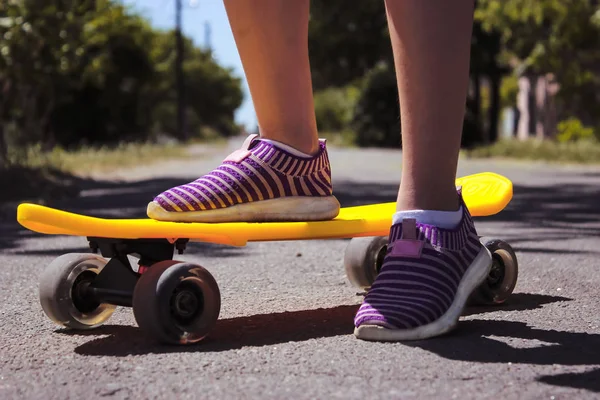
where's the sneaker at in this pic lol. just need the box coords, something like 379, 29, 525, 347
354, 193, 492, 341
147, 134, 340, 222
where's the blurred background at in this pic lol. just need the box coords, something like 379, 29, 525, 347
1, 0, 600, 201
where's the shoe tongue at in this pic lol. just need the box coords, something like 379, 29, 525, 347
241, 134, 260, 150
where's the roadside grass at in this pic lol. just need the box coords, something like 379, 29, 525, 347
0, 138, 225, 206
463, 138, 600, 165
320, 130, 360, 148
4, 134, 600, 207
324, 129, 600, 165
6, 141, 192, 175
0, 165, 79, 205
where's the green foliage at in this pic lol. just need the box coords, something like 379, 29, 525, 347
308, 1, 391, 90
314, 85, 360, 132
556, 118, 596, 143
6, 141, 188, 173
308, 1, 600, 150
341, 62, 486, 149
351, 63, 401, 148
475, 0, 600, 122
0, 0, 243, 152
308, 2, 510, 147
465, 138, 600, 164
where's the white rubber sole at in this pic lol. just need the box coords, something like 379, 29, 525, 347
354, 243, 493, 341
147, 196, 341, 223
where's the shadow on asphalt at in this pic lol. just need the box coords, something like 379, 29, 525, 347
487, 182, 600, 233
8, 241, 249, 259
60, 293, 566, 356
408, 318, 600, 393
64, 304, 358, 355
463, 293, 572, 316
60, 292, 598, 391
537, 368, 600, 393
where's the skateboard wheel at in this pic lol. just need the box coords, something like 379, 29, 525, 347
132, 260, 221, 345
39, 253, 116, 330
469, 237, 519, 306
344, 236, 388, 290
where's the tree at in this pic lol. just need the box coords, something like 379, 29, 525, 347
308, 1, 391, 90
147, 32, 243, 139
0, 0, 243, 151
0, 0, 100, 148
307, 1, 508, 146
475, 0, 600, 126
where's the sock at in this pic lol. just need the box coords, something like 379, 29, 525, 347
259, 138, 315, 158
392, 206, 463, 229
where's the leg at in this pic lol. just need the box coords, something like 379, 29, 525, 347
354, 0, 492, 341
147, 0, 339, 223
224, 0, 319, 155
389, 0, 474, 211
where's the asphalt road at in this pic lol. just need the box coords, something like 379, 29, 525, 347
2, 139, 600, 399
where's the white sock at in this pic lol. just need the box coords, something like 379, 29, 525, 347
259, 138, 315, 158
392, 206, 463, 229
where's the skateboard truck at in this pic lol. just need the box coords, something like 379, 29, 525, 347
80, 237, 191, 307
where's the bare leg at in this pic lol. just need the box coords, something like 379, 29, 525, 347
385, 0, 474, 211
223, 0, 319, 155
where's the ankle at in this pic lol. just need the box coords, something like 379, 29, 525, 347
396, 186, 460, 212
259, 130, 319, 156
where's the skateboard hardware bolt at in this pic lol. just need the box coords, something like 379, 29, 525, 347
175, 240, 187, 255
89, 241, 99, 254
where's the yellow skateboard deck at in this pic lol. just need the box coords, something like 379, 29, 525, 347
17, 172, 512, 247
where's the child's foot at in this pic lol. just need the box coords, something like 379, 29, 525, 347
147, 134, 340, 222
354, 193, 492, 341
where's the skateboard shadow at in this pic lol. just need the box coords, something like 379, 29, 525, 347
69, 304, 359, 356
67, 293, 568, 357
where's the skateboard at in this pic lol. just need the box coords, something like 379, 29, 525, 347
17, 172, 517, 345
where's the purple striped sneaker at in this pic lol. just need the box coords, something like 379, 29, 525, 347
147, 134, 340, 222
354, 197, 492, 341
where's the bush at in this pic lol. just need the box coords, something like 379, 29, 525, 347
314, 86, 360, 132
0, 2, 243, 149
556, 118, 596, 143
347, 62, 485, 149
351, 63, 401, 148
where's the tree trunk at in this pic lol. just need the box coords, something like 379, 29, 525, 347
488, 75, 500, 143
473, 74, 481, 128
40, 99, 55, 152
472, 74, 483, 143
0, 123, 7, 168
0, 80, 9, 168
516, 76, 532, 140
